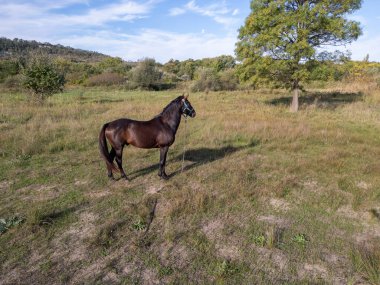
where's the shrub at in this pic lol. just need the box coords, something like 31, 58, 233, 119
191, 67, 221, 92
219, 69, 239, 91
22, 54, 65, 102
129, 58, 162, 89
85, 72, 125, 87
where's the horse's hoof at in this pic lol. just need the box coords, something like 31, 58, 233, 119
108, 176, 116, 181
121, 175, 129, 181
159, 174, 169, 180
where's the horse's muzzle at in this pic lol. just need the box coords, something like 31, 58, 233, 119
191, 111, 196, 118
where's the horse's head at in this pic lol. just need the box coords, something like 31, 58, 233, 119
181, 94, 196, 118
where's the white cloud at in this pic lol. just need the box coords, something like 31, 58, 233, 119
169, 7, 186, 16
170, 0, 240, 30
185, 0, 229, 17
0, 0, 239, 62
0, 0, 154, 29
57, 29, 237, 62
344, 35, 380, 61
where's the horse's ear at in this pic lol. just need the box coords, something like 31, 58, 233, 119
184, 93, 189, 99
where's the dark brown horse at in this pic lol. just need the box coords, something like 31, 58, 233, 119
99, 95, 196, 180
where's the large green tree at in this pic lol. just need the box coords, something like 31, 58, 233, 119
236, 0, 362, 111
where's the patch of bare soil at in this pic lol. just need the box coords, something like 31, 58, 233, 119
47, 211, 99, 282
56, 211, 98, 260
298, 263, 328, 281
0, 180, 12, 190
303, 180, 319, 192
319, 251, 352, 285
146, 183, 165, 195
74, 179, 89, 186
141, 268, 160, 285
336, 204, 380, 244
18, 184, 62, 202
255, 247, 288, 271
1, 211, 100, 285
157, 242, 192, 270
257, 215, 291, 228
336, 205, 373, 222
269, 198, 291, 212
0, 268, 23, 285
86, 189, 113, 199
202, 218, 242, 260
356, 181, 371, 190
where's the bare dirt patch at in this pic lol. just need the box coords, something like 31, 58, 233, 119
269, 198, 291, 212
255, 247, 288, 271
158, 242, 192, 269
298, 263, 328, 281
0, 180, 12, 190
51, 211, 98, 263
356, 181, 371, 190
142, 268, 160, 285
18, 184, 62, 202
146, 183, 165, 195
257, 215, 291, 228
74, 179, 89, 186
202, 218, 242, 260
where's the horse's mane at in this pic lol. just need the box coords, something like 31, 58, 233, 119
156, 96, 183, 118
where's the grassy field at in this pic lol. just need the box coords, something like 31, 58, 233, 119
0, 87, 379, 284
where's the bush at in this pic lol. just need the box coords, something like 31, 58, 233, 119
85, 72, 125, 87
129, 58, 162, 89
23, 54, 65, 102
219, 69, 239, 91
191, 67, 221, 92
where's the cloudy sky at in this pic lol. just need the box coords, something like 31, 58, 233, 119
1, 0, 380, 63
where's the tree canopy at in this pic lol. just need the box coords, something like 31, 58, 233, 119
236, 0, 362, 111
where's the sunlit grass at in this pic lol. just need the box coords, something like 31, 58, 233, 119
0, 87, 379, 284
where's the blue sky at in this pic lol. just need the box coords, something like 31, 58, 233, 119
1, 0, 379, 63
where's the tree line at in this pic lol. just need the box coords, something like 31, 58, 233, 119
1, 0, 380, 107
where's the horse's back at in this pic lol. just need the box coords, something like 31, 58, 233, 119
106, 117, 164, 148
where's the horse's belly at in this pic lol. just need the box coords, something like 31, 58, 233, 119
127, 136, 157, 148
124, 122, 174, 148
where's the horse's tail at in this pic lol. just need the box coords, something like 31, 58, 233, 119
99, 123, 119, 173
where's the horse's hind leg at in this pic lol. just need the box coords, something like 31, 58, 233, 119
115, 146, 129, 181
107, 147, 116, 179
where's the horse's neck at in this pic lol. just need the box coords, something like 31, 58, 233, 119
161, 106, 181, 133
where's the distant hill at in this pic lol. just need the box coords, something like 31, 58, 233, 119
0, 37, 110, 62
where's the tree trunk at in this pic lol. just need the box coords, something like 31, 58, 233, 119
290, 86, 300, 112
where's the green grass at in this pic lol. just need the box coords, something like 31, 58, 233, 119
0, 88, 379, 284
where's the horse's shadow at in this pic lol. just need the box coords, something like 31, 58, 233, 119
127, 141, 259, 180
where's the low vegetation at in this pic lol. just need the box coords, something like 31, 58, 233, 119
0, 84, 379, 284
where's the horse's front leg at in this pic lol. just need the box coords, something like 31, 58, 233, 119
158, 146, 169, 180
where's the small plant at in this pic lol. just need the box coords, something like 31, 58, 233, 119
215, 259, 240, 278
292, 234, 308, 246
132, 219, 146, 231
159, 266, 174, 277
0, 216, 25, 234
252, 234, 266, 247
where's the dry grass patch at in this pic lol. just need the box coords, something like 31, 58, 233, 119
1, 88, 379, 284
